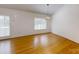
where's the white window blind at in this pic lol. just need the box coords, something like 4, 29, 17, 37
0, 16, 10, 37
34, 17, 47, 30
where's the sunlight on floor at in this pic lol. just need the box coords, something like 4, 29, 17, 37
33, 35, 49, 48
0, 40, 11, 54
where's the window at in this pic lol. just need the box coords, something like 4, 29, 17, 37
34, 17, 47, 30
0, 16, 10, 37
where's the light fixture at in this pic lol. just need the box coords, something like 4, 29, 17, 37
45, 4, 51, 20
45, 16, 50, 20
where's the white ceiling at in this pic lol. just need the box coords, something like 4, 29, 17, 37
0, 4, 64, 16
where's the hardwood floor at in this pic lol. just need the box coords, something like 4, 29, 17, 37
0, 33, 79, 54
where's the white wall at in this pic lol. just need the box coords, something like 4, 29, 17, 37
0, 8, 51, 39
52, 5, 79, 43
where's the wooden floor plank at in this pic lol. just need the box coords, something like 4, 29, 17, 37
0, 33, 79, 54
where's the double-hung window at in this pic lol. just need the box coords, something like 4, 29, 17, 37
34, 17, 47, 30
0, 16, 10, 37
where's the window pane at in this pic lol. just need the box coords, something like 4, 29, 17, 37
0, 28, 9, 36
4, 16, 10, 27
0, 16, 4, 27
